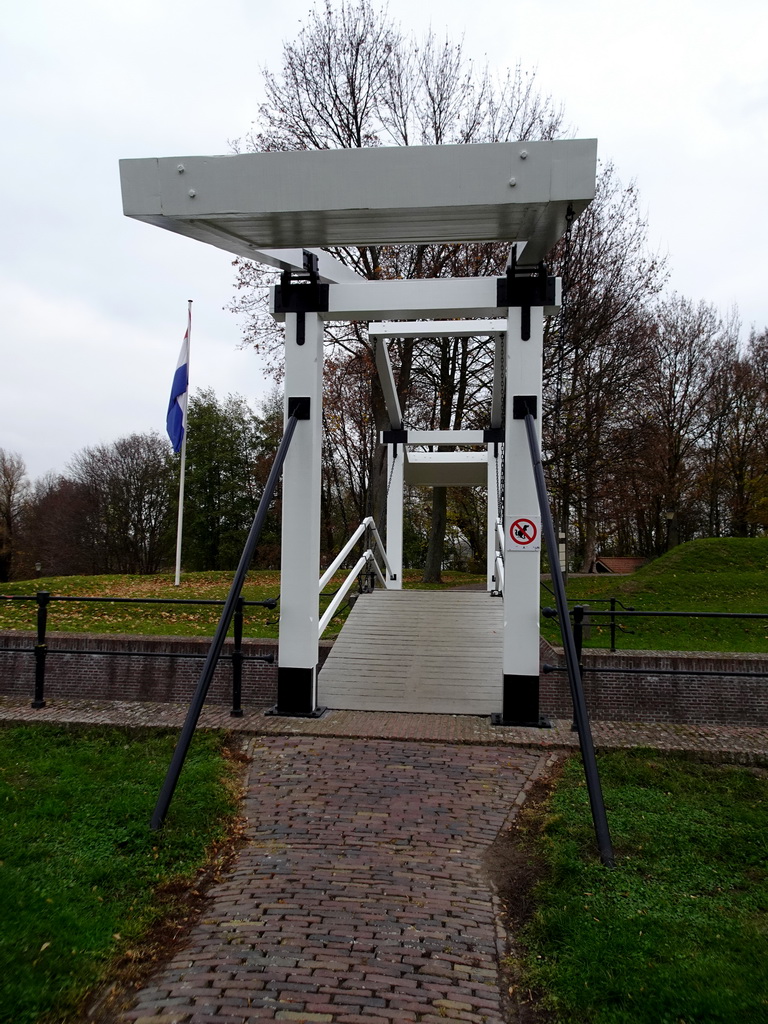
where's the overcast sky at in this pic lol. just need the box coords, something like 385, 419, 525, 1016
2, 0, 766, 482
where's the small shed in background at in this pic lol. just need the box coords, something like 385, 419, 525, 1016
594, 556, 648, 574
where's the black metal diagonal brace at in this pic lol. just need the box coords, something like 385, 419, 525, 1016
151, 411, 302, 831
522, 412, 615, 867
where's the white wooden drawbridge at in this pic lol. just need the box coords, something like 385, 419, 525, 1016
120, 139, 597, 723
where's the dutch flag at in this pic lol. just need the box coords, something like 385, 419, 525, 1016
166, 309, 190, 453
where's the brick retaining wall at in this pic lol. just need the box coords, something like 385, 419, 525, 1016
1, 631, 766, 725
0, 632, 332, 709
538, 637, 768, 726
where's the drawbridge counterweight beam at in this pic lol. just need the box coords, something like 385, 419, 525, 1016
120, 140, 597, 261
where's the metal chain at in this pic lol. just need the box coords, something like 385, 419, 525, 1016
499, 442, 505, 523
386, 446, 397, 497
495, 441, 505, 524
552, 204, 576, 562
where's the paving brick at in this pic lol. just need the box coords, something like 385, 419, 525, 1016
132, 1015, 192, 1024
104, 736, 539, 1022
274, 1012, 333, 1022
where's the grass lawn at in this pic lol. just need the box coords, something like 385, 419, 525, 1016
541, 537, 768, 653
0, 724, 242, 1024
1, 537, 767, 652
518, 750, 768, 1024
0, 569, 487, 641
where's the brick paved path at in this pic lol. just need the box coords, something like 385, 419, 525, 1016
118, 737, 551, 1024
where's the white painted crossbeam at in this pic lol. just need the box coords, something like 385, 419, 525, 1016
404, 452, 487, 487
385, 429, 488, 446
273, 277, 502, 322
369, 319, 507, 339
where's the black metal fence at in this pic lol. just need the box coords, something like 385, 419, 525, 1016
0, 591, 277, 715
543, 604, 768, 680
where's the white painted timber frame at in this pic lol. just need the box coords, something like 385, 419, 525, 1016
120, 137, 597, 722
318, 294, 548, 723
369, 319, 508, 339
503, 304, 544, 721
277, 312, 325, 713
370, 319, 508, 592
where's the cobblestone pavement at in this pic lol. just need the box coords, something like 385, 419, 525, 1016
115, 737, 552, 1024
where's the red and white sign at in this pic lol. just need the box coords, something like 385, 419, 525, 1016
506, 516, 541, 552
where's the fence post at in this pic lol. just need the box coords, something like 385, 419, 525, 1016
610, 598, 616, 652
32, 591, 50, 709
573, 605, 584, 665
570, 605, 585, 733
231, 596, 244, 718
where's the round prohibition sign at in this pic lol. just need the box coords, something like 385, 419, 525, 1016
509, 518, 538, 546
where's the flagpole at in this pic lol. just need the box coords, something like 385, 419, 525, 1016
174, 300, 192, 587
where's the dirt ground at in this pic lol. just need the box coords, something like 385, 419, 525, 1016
483, 766, 563, 1023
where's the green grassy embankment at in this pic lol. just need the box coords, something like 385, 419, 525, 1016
541, 538, 768, 653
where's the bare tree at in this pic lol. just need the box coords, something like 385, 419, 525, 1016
0, 449, 29, 581
230, 0, 567, 579
543, 164, 668, 569
637, 295, 729, 549
19, 473, 96, 577
322, 348, 379, 534
697, 323, 768, 538
68, 433, 175, 574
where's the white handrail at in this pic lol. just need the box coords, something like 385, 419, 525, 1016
496, 519, 505, 556
319, 516, 373, 592
495, 519, 505, 595
317, 516, 393, 637
495, 552, 505, 594
318, 550, 371, 636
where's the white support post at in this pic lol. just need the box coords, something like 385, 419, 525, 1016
501, 305, 544, 724
487, 448, 499, 592
386, 444, 404, 590
276, 311, 325, 715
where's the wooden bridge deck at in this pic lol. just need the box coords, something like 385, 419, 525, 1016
319, 590, 504, 715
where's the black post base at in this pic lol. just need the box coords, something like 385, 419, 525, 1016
265, 704, 328, 720
491, 713, 552, 729
274, 665, 321, 717
501, 672, 541, 726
